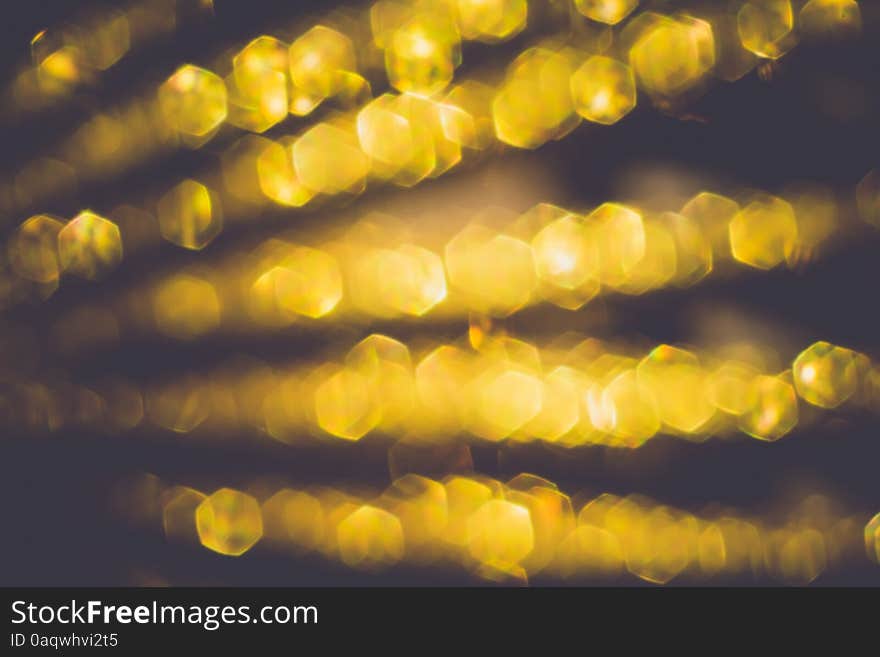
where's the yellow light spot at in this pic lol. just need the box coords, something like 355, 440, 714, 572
445, 224, 537, 316
158, 65, 227, 137
571, 56, 637, 125
574, 0, 639, 25
57, 210, 123, 280
637, 345, 715, 435
386, 16, 459, 96
196, 488, 263, 556
729, 195, 798, 270
737, 0, 795, 60
493, 48, 579, 149
256, 140, 314, 207
589, 202, 645, 288
314, 368, 379, 441
467, 499, 534, 566
157, 179, 222, 250
739, 374, 798, 441
289, 26, 356, 99
456, 0, 527, 42
337, 505, 405, 570
471, 368, 543, 441
630, 15, 715, 98
8, 214, 64, 283
792, 341, 861, 409
292, 123, 369, 195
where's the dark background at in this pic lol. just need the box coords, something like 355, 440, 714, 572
1, 0, 879, 585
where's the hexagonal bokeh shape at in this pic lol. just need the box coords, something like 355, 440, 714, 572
630, 15, 715, 97
729, 195, 798, 270
792, 341, 861, 409
157, 179, 223, 250
708, 362, 760, 415
289, 26, 356, 99
526, 366, 582, 441
493, 48, 579, 149
474, 368, 543, 441
158, 64, 228, 137
314, 367, 379, 440
637, 345, 715, 434
385, 17, 459, 96
589, 202, 646, 288
613, 219, 677, 295
414, 345, 472, 436
228, 36, 289, 134
445, 224, 538, 315
270, 245, 343, 319
467, 499, 534, 567
163, 486, 206, 544
381, 474, 448, 555
261, 489, 324, 552
337, 505, 405, 570
570, 55, 637, 125
233, 35, 289, 98
256, 139, 315, 207
681, 191, 740, 258
226, 68, 288, 134
343, 334, 416, 431
293, 122, 369, 195
661, 211, 713, 287
738, 374, 798, 441
598, 369, 660, 446
737, 0, 795, 59
58, 210, 123, 279
531, 213, 598, 291
9, 214, 64, 283
357, 94, 415, 174
196, 488, 263, 556
355, 244, 447, 317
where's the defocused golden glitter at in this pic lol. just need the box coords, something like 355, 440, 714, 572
103, 473, 871, 584
2, 0, 878, 589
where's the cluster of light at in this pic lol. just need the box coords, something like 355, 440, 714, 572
7, 209, 123, 293
9, 333, 874, 447
5, 175, 848, 344
119, 473, 871, 584
129, 185, 836, 334
2, 0, 876, 588
7, 0, 194, 113
3, 0, 864, 293
261, 337, 873, 445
